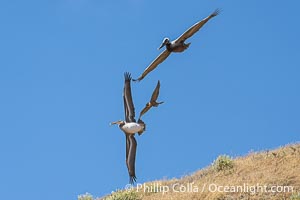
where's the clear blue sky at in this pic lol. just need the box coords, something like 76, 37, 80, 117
0, 0, 299, 199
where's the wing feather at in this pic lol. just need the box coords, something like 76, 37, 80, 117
133, 50, 171, 82
127, 135, 137, 184
138, 105, 151, 120
125, 134, 129, 163
123, 95, 129, 122
150, 80, 160, 102
123, 72, 136, 122
175, 9, 220, 43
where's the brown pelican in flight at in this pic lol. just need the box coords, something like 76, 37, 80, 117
138, 80, 164, 120
133, 9, 220, 82
111, 72, 160, 184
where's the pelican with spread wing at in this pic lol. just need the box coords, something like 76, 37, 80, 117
110, 73, 145, 184
133, 9, 220, 82
139, 80, 164, 120
111, 72, 163, 184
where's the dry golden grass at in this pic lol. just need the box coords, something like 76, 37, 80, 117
139, 143, 300, 200
101, 143, 300, 200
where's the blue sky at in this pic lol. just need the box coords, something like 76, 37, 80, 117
0, 0, 299, 199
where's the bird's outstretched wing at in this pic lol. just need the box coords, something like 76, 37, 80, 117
126, 135, 137, 184
175, 9, 220, 43
123, 72, 136, 122
150, 80, 161, 102
138, 105, 151, 120
123, 94, 129, 123
133, 50, 171, 82
125, 134, 129, 163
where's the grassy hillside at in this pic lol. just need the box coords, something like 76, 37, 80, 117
81, 143, 300, 200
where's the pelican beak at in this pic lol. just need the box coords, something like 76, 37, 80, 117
110, 121, 119, 125
158, 42, 165, 50
110, 120, 124, 126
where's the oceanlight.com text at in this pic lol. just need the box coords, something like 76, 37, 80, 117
208, 183, 294, 194
126, 182, 294, 195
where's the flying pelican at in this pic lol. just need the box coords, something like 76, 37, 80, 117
133, 9, 220, 82
138, 80, 164, 120
110, 72, 146, 184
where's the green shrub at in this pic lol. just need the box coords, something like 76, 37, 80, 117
78, 193, 93, 200
105, 189, 141, 200
290, 193, 300, 200
213, 155, 234, 172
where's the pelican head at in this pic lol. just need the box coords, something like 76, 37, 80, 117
110, 120, 125, 126
158, 37, 170, 50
